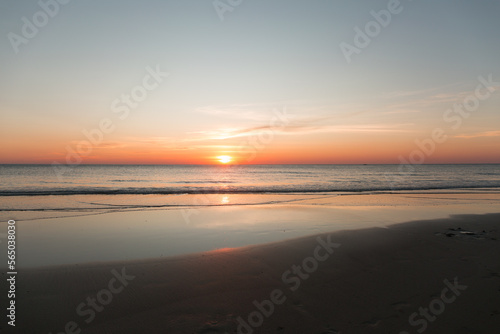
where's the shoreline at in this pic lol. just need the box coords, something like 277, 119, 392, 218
7, 212, 500, 333
3, 190, 500, 268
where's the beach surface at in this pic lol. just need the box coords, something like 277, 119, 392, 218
2, 191, 500, 267
4, 210, 500, 333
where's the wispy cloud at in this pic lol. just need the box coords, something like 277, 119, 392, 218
196, 103, 284, 122
384, 81, 466, 99
69, 141, 127, 149
195, 122, 413, 140
379, 80, 500, 114
455, 131, 500, 139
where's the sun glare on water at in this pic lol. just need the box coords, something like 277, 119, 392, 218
217, 155, 232, 164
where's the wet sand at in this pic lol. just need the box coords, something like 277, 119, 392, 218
6, 212, 500, 333
4, 191, 500, 268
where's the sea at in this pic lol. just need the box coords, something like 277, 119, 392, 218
1, 164, 500, 196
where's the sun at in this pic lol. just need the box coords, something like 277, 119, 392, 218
217, 155, 232, 164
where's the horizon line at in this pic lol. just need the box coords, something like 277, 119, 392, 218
1, 163, 499, 166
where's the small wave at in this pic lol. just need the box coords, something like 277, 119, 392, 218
1, 184, 500, 196
39, 181, 74, 184
109, 180, 236, 184
174, 180, 237, 184
109, 179, 159, 183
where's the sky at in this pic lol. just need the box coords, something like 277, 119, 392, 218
1, 0, 499, 164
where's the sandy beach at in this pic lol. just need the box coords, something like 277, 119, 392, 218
6, 211, 500, 333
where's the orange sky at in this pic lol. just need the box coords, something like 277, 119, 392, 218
2, 124, 498, 164
2, 2, 499, 165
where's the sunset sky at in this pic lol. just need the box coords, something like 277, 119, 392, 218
1, 0, 499, 164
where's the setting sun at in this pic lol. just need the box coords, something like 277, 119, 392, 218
217, 155, 232, 164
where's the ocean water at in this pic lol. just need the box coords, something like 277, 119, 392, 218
1, 164, 500, 196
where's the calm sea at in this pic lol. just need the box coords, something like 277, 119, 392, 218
1, 164, 499, 196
